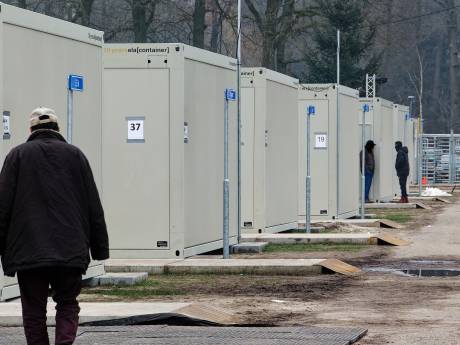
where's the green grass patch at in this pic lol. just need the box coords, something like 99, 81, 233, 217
381, 213, 413, 224
84, 287, 183, 298
263, 243, 369, 253
83, 278, 183, 298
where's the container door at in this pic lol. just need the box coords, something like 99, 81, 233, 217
241, 87, 256, 227
103, 68, 170, 250
183, 59, 238, 248
358, 105, 374, 199
299, 100, 329, 217
338, 94, 359, 216
265, 82, 298, 227
380, 105, 394, 201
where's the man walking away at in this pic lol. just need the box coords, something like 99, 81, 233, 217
395, 141, 410, 203
0, 108, 109, 345
360, 140, 376, 203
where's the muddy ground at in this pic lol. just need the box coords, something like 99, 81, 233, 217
81, 194, 460, 344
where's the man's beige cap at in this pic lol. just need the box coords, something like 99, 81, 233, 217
30, 107, 59, 128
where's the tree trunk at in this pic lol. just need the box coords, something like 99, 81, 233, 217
275, 0, 295, 73
210, 1, 221, 52
261, 0, 279, 69
382, 0, 394, 77
44, 1, 53, 16
80, 0, 95, 27
17, 0, 27, 9
132, 0, 148, 42
193, 0, 206, 48
447, 0, 459, 131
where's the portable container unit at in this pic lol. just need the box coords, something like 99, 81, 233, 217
240, 68, 299, 233
0, 3, 105, 301
103, 44, 238, 258
298, 84, 360, 220
359, 98, 394, 202
392, 104, 411, 196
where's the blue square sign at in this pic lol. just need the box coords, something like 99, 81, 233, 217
68, 75, 84, 91
225, 89, 237, 101
307, 105, 315, 116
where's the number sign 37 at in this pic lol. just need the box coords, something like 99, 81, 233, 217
127, 119, 144, 141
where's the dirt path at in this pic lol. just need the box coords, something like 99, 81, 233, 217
80, 197, 460, 344
222, 199, 460, 344
390, 199, 460, 260
307, 199, 460, 344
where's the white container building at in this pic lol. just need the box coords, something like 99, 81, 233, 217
240, 68, 299, 233
359, 98, 395, 202
0, 3, 105, 301
103, 43, 238, 258
298, 84, 360, 220
392, 104, 410, 196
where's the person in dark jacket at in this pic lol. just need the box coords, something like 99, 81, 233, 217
0, 107, 109, 345
395, 141, 410, 203
360, 140, 376, 203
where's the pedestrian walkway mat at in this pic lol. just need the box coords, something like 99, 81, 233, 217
0, 326, 368, 345
81, 304, 238, 327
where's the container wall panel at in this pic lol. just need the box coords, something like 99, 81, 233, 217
183, 58, 238, 248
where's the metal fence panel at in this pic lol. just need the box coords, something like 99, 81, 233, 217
422, 134, 459, 184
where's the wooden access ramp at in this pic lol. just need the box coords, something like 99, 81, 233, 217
319, 259, 362, 276
378, 219, 404, 229
369, 234, 411, 246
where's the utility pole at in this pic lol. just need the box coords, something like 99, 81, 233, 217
361, 104, 369, 219
305, 105, 315, 233
223, 89, 236, 259
336, 30, 340, 219
236, 0, 242, 244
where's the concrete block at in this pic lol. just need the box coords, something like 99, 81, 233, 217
89, 272, 148, 286
243, 233, 372, 245
104, 259, 182, 274
232, 242, 268, 254
365, 203, 417, 209
166, 259, 325, 276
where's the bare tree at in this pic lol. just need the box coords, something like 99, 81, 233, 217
17, 0, 27, 8
408, 47, 425, 125
244, 0, 315, 70
80, 0, 95, 26
130, 0, 159, 42
192, 0, 206, 48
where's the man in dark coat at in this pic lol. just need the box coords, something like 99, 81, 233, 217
360, 140, 376, 203
0, 107, 109, 345
395, 141, 410, 203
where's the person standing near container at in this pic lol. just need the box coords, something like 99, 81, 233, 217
0, 108, 109, 345
395, 141, 410, 203
360, 140, 376, 203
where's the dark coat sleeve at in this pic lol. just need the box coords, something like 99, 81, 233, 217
0, 152, 18, 257
395, 151, 405, 171
395, 150, 409, 176
80, 154, 109, 261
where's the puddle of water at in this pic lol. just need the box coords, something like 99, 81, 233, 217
407, 260, 457, 266
364, 266, 460, 277
364, 267, 409, 276
403, 269, 460, 277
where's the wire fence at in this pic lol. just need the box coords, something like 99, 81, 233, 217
422, 134, 459, 184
